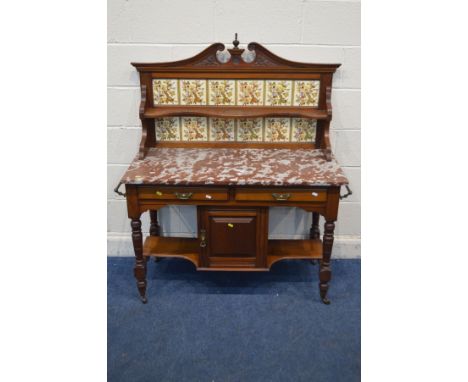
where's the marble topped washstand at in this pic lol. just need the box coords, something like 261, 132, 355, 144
114, 37, 351, 304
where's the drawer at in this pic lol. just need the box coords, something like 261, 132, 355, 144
235, 188, 327, 202
138, 186, 229, 201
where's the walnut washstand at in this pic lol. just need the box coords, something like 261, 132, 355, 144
114, 38, 351, 304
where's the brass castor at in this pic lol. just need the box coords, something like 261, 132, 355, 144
321, 297, 331, 305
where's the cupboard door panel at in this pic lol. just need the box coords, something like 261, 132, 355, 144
209, 216, 257, 257
199, 208, 268, 269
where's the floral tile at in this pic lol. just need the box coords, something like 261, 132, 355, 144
155, 117, 181, 141
291, 118, 317, 142
181, 117, 208, 141
237, 118, 263, 141
208, 80, 236, 106
209, 118, 235, 141
265, 80, 293, 106
237, 80, 264, 106
152, 79, 178, 105
265, 118, 291, 142
293, 80, 320, 107
180, 80, 207, 105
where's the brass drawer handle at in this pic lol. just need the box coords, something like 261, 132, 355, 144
200, 229, 207, 248
174, 192, 193, 200
272, 193, 291, 201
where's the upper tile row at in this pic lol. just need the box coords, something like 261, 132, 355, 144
152, 79, 320, 107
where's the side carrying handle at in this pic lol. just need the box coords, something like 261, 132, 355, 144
114, 182, 126, 198
339, 185, 353, 200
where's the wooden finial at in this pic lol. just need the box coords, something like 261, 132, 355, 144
233, 33, 239, 49
228, 33, 244, 63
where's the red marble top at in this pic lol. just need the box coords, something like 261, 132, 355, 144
121, 147, 348, 187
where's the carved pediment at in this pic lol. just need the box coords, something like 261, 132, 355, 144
132, 35, 340, 72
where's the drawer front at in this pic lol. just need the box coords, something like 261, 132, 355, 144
235, 188, 327, 202
138, 187, 229, 201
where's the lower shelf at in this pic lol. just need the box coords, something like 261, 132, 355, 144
143, 236, 200, 267
143, 236, 323, 270
267, 239, 322, 268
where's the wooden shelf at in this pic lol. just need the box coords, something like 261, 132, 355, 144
143, 106, 329, 120
143, 236, 322, 270
267, 239, 322, 268
143, 236, 200, 267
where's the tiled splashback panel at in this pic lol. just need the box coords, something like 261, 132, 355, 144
152, 79, 320, 107
155, 117, 317, 143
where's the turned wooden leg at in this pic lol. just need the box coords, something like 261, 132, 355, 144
319, 220, 335, 305
131, 218, 147, 304
310, 212, 321, 239
149, 210, 160, 236
310, 213, 321, 265
149, 210, 161, 262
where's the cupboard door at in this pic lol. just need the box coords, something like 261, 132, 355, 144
209, 215, 257, 257
199, 208, 268, 269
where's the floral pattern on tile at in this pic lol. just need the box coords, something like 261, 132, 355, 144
181, 117, 208, 141
265, 118, 291, 142
153, 117, 318, 143
237, 80, 264, 106
237, 118, 263, 141
152, 79, 323, 107
209, 118, 235, 141
265, 80, 293, 106
208, 80, 235, 106
155, 117, 180, 141
293, 80, 320, 107
291, 118, 317, 142
180, 80, 206, 105
153, 79, 178, 105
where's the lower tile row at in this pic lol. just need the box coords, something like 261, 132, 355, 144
155, 117, 317, 143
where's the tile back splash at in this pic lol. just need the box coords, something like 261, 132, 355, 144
154, 117, 317, 143
291, 118, 317, 142
237, 118, 264, 142
155, 117, 180, 141
181, 117, 208, 141
180, 79, 207, 105
208, 80, 236, 106
153, 79, 320, 107
209, 118, 235, 141
265, 80, 293, 106
293, 80, 320, 107
152, 79, 178, 105
237, 80, 264, 106
265, 117, 291, 142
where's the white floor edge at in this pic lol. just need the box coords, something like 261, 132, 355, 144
107, 233, 361, 259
